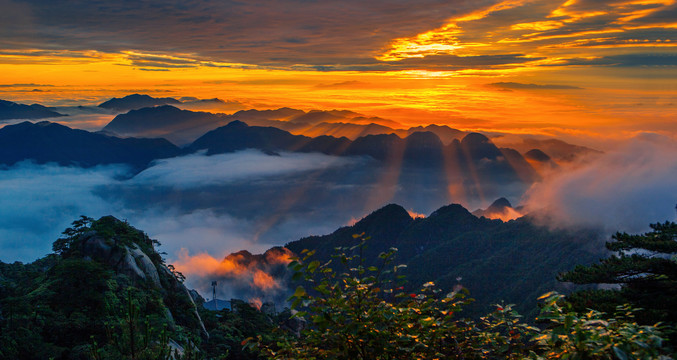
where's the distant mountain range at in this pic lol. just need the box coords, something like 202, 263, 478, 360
2, 94, 599, 169
0, 117, 545, 194
186, 120, 539, 187
98, 93, 182, 111
99, 97, 597, 164
102, 102, 468, 146
0, 121, 180, 170
229, 202, 604, 318
102, 105, 231, 145
0, 94, 600, 195
0, 99, 66, 120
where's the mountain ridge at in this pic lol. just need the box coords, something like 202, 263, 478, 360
0, 121, 180, 171
0, 99, 66, 120
279, 201, 603, 318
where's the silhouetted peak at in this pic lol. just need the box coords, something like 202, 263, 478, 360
461, 132, 490, 145
429, 203, 473, 219
489, 197, 512, 209
98, 94, 180, 110
123, 94, 152, 100
15, 120, 67, 131
129, 104, 182, 114
524, 149, 551, 162
406, 131, 443, 146
226, 120, 248, 128
359, 133, 402, 141
460, 132, 502, 159
354, 204, 412, 229
0, 99, 66, 120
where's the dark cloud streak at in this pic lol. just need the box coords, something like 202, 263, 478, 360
1, 0, 481, 67
488, 82, 583, 90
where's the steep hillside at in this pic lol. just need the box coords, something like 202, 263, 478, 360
0, 216, 207, 359
285, 202, 604, 318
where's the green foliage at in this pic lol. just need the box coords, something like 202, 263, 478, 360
199, 300, 281, 360
532, 293, 669, 360
0, 215, 205, 359
285, 206, 604, 319
560, 221, 677, 328
168, 264, 186, 283
52, 215, 94, 256
254, 236, 672, 359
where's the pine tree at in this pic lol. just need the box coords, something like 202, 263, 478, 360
559, 221, 677, 326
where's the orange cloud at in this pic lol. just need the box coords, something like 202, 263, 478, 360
407, 210, 426, 219
172, 247, 292, 296
252, 270, 280, 291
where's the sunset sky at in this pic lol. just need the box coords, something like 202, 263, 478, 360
1, 0, 676, 144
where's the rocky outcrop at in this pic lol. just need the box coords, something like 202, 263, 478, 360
79, 233, 160, 287
75, 217, 209, 339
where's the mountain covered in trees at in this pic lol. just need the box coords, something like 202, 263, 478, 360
1, 211, 674, 359
0, 216, 207, 359
282, 202, 605, 318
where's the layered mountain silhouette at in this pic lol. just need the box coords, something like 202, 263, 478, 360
0, 121, 180, 170
472, 197, 524, 221
98, 93, 181, 112
500, 138, 601, 163
281, 201, 603, 318
187, 120, 538, 184
100, 104, 468, 145
0, 99, 66, 120
524, 148, 560, 173
1, 116, 541, 197
103, 105, 230, 146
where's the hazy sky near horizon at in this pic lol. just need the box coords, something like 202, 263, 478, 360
0, 0, 675, 139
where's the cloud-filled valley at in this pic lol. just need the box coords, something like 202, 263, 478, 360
0, 0, 675, 354
0, 99, 675, 300
2, 132, 675, 270
524, 133, 677, 233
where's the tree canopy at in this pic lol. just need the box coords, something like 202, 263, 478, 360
560, 222, 677, 327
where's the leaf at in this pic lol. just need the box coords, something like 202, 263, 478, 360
537, 291, 556, 300
613, 346, 629, 360
291, 311, 307, 318
293, 286, 307, 298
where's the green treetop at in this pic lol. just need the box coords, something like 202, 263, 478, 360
559, 221, 677, 327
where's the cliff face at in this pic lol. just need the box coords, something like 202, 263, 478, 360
71, 216, 208, 338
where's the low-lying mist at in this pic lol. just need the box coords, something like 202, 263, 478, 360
524, 133, 677, 232
2, 137, 675, 299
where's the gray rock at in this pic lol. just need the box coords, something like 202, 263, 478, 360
128, 245, 161, 288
